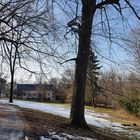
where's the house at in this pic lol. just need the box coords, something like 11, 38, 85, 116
36, 84, 55, 101
0, 78, 6, 98
15, 84, 55, 101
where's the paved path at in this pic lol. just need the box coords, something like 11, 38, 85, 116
0, 103, 25, 140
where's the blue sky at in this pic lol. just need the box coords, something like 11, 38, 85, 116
1, 0, 140, 83
18, 0, 140, 82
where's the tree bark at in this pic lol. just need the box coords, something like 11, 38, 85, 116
9, 47, 17, 103
9, 70, 14, 103
70, 1, 95, 128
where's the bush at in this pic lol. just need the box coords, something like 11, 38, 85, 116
120, 97, 140, 116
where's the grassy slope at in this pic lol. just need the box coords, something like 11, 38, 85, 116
33, 100, 140, 129
2, 99, 140, 139
17, 105, 140, 140
19, 107, 124, 140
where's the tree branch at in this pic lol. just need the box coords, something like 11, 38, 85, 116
96, 0, 120, 9
57, 58, 77, 65
124, 0, 140, 20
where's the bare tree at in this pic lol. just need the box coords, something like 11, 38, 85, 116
0, 0, 56, 102
43, 0, 140, 128
124, 28, 140, 72
66, 0, 140, 128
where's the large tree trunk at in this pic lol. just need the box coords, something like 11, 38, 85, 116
70, 1, 95, 128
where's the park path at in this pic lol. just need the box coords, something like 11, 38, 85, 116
0, 103, 25, 140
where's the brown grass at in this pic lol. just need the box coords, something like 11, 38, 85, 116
19, 107, 129, 140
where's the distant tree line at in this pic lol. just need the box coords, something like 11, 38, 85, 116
52, 68, 140, 116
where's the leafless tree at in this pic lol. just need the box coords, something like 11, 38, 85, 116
66, 0, 139, 128
51, 0, 140, 128
0, 0, 57, 102
123, 28, 140, 73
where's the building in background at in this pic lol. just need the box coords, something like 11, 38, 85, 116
15, 84, 55, 101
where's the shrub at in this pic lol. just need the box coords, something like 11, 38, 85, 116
120, 97, 140, 116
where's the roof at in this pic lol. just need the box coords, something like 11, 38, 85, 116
17, 84, 36, 91
38, 84, 54, 90
17, 84, 54, 91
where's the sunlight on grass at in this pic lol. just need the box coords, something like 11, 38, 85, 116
84, 104, 140, 131
90, 106, 140, 128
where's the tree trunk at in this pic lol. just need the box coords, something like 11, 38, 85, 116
70, 1, 95, 128
92, 86, 96, 108
9, 70, 14, 103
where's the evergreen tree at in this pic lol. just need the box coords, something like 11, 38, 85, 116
87, 49, 102, 107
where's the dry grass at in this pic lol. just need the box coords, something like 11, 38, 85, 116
0, 102, 139, 140
91, 107, 140, 128
20, 107, 121, 140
